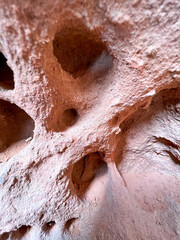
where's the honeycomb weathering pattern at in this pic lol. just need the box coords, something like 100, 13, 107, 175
0, 0, 180, 239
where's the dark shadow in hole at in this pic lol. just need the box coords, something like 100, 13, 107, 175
0, 100, 35, 161
62, 108, 79, 128
0, 225, 31, 239
53, 26, 112, 78
0, 52, 14, 90
55, 108, 79, 132
0, 232, 9, 240
42, 221, 56, 232
18, 225, 31, 236
72, 152, 107, 197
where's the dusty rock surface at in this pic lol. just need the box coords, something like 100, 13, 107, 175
0, 0, 180, 239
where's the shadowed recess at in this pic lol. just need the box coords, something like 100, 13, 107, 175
0, 100, 35, 162
55, 108, 79, 132
62, 108, 79, 128
72, 152, 107, 197
53, 26, 111, 78
0, 52, 14, 89
42, 221, 56, 232
0, 225, 31, 240
64, 218, 78, 233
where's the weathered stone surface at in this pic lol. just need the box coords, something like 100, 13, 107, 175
0, 0, 180, 239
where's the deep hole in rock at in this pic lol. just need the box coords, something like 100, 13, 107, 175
0, 52, 14, 89
0, 100, 35, 162
62, 108, 79, 128
72, 152, 107, 197
46, 221, 55, 227
53, 27, 110, 78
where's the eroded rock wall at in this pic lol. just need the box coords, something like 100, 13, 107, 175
0, 0, 180, 239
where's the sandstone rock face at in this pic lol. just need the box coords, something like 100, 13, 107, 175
0, 0, 180, 239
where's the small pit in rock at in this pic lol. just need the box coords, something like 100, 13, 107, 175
72, 152, 107, 197
62, 108, 79, 128
53, 26, 111, 78
0, 52, 14, 89
65, 218, 78, 232
0, 100, 34, 162
42, 221, 56, 232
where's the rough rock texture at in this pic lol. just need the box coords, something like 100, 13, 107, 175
0, 0, 180, 239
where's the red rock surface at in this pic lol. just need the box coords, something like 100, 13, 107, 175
0, 0, 180, 239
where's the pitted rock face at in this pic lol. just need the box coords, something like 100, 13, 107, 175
0, 0, 180, 239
